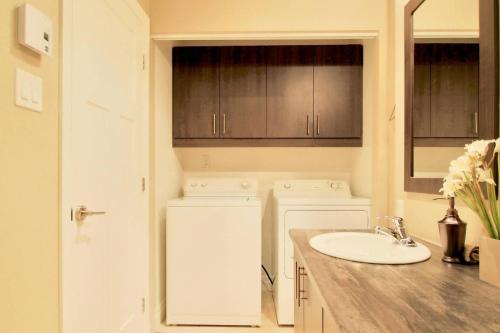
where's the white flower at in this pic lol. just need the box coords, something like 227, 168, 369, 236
465, 139, 494, 159
476, 167, 496, 185
494, 138, 500, 153
440, 175, 464, 197
448, 155, 474, 180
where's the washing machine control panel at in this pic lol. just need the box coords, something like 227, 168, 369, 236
183, 178, 258, 197
275, 180, 351, 197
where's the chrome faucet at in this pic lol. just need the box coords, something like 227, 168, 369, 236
375, 216, 417, 247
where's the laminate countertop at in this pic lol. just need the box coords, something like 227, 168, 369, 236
290, 229, 500, 333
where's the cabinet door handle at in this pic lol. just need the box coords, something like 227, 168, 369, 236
316, 114, 320, 136
295, 261, 298, 300
212, 113, 216, 135
307, 115, 310, 136
298, 266, 308, 306
223, 113, 226, 135
474, 111, 478, 135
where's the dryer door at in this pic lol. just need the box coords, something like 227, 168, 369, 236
284, 209, 369, 278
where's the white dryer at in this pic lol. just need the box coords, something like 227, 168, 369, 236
166, 178, 261, 326
272, 180, 371, 325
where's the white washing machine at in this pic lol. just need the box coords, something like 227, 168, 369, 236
272, 180, 371, 325
166, 178, 261, 326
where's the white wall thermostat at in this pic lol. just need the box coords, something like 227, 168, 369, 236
18, 4, 53, 56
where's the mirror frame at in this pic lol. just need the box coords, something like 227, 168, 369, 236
404, 0, 499, 194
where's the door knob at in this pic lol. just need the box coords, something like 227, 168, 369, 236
75, 205, 106, 222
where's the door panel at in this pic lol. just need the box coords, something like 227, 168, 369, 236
284, 210, 369, 278
63, 0, 147, 332
430, 44, 479, 137
314, 45, 363, 138
173, 47, 220, 138
220, 46, 267, 138
267, 46, 314, 138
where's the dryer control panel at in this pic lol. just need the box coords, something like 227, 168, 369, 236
273, 180, 351, 198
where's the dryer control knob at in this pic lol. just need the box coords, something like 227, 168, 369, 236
201, 183, 208, 188
284, 183, 291, 190
330, 182, 340, 190
241, 181, 250, 189
190, 183, 198, 188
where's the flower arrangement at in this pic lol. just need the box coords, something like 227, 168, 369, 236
441, 139, 500, 240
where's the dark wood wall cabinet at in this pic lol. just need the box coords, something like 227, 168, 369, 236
412, 43, 479, 147
172, 45, 363, 147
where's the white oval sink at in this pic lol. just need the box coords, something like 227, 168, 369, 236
309, 232, 431, 264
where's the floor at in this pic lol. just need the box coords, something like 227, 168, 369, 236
156, 283, 293, 333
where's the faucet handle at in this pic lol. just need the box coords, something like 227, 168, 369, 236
375, 216, 416, 247
376, 216, 403, 227
390, 216, 404, 228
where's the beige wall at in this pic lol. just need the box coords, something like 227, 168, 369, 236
0, 1, 60, 333
413, 147, 463, 177
151, 0, 387, 35
137, 0, 150, 15
391, 0, 483, 246
413, 0, 478, 33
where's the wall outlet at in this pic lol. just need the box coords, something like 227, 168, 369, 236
202, 154, 210, 169
15, 68, 43, 112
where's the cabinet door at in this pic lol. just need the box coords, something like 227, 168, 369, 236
267, 46, 314, 138
323, 308, 339, 333
220, 47, 267, 138
413, 44, 431, 138
313, 45, 363, 138
173, 47, 219, 138
430, 44, 479, 138
303, 273, 323, 333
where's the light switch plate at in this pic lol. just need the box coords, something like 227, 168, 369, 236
16, 68, 43, 112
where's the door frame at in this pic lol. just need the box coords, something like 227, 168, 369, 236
60, 0, 150, 331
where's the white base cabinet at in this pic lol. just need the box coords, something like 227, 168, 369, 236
294, 248, 338, 333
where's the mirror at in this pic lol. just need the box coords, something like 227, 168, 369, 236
404, 0, 498, 193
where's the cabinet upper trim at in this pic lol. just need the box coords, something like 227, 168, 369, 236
152, 31, 379, 41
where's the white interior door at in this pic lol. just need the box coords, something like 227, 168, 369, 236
62, 0, 149, 332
